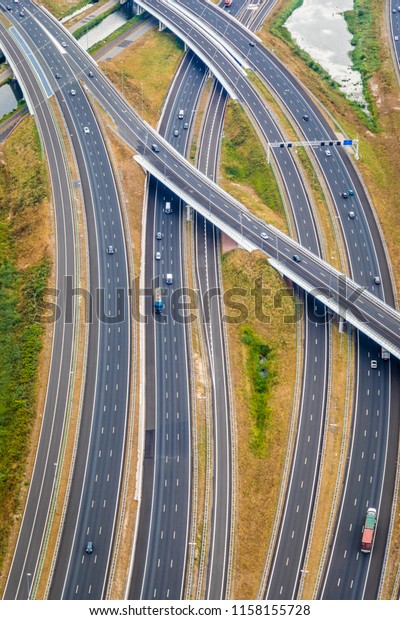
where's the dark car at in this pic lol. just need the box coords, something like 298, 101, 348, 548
55, 73, 61, 79
151, 144, 159, 152
302, 114, 309, 121
342, 192, 349, 199
292, 255, 301, 263
88, 70, 94, 78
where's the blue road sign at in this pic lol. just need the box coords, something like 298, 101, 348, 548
343, 139, 353, 145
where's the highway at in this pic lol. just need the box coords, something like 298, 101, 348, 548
135, 0, 399, 598
194, 78, 234, 599
0, 22, 77, 600
2, 2, 132, 599
128, 50, 206, 600
17, 17, 400, 596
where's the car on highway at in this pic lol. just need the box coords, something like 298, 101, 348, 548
260, 232, 268, 240
156, 231, 163, 240
151, 144, 159, 152
88, 70, 94, 77
183, 122, 189, 130
86, 542, 93, 554
155, 251, 161, 260
373, 276, 381, 285
292, 255, 301, 262
302, 114, 309, 121
107, 245, 114, 255
19, 10, 24, 16
249, 41, 255, 47
348, 211, 355, 219
55, 73, 61, 79
395, 35, 399, 41
341, 192, 349, 199
166, 273, 173, 284
371, 360, 377, 368
70, 89, 76, 96
6, 6, 12, 10
173, 129, 179, 137
392, 7, 396, 12
164, 201, 172, 214
324, 148, 331, 156
348, 188, 354, 196
83, 126, 90, 134
61, 41, 67, 47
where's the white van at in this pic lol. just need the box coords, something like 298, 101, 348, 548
166, 273, 173, 284
178, 109, 184, 119
165, 201, 171, 214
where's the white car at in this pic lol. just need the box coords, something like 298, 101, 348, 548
324, 148, 331, 156
61, 41, 67, 48
260, 232, 268, 240
70, 89, 76, 96
395, 35, 399, 41
83, 126, 90, 134
155, 252, 161, 260
371, 360, 377, 369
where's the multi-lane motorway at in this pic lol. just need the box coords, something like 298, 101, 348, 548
1, 2, 131, 599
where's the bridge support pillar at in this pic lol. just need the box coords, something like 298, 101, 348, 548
133, 2, 144, 15
158, 21, 166, 32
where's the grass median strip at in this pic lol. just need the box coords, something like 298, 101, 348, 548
0, 118, 51, 578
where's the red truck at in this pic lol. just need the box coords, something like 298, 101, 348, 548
361, 508, 377, 553
225, 0, 232, 6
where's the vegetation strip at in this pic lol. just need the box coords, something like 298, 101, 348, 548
0, 119, 50, 571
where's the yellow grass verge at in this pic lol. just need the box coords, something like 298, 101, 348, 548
221, 250, 297, 599
99, 28, 184, 128
0, 115, 52, 596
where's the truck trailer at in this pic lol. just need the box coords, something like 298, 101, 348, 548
361, 507, 377, 553
153, 288, 163, 313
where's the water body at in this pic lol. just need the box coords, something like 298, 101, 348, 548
0, 82, 20, 118
285, 0, 368, 109
77, 8, 130, 51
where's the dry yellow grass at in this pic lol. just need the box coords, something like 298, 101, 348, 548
100, 28, 184, 128
0, 116, 53, 595
41, 0, 101, 20
221, 250, 297, 599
